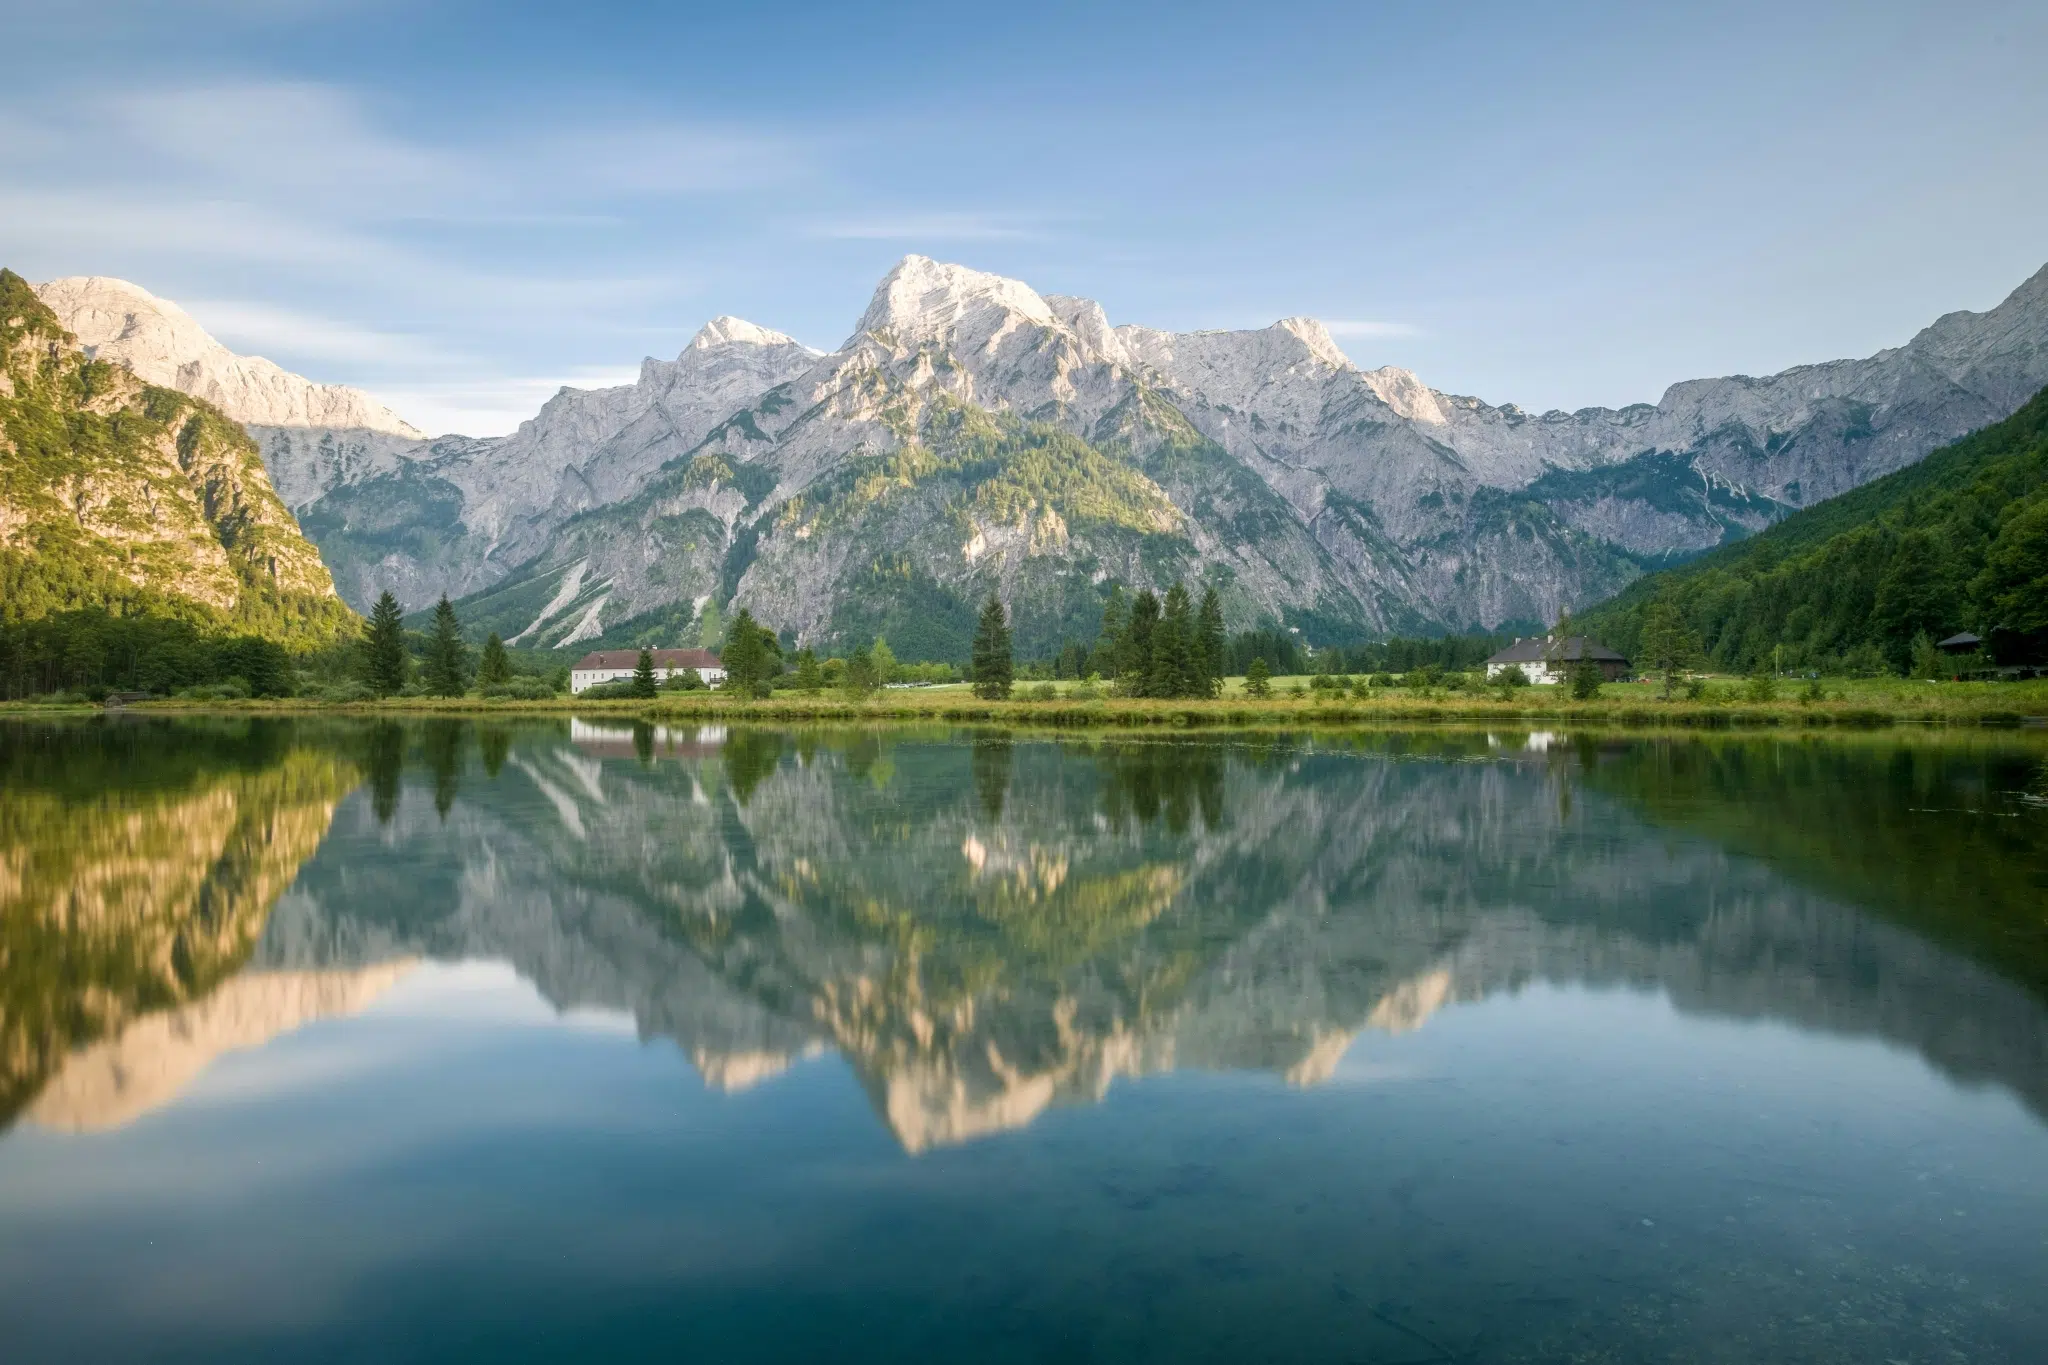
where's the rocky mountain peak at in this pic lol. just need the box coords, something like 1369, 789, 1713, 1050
1274, 316, 1355, 371
686, 315, 811, 355
851, 254, 1059, 349
1361, 364, 1448, 425
34, 275, 423, 438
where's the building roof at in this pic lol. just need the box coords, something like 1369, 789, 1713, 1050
1936, 632, 1983, 649
572, 648, 722, 671
1485, 635, 1629, 665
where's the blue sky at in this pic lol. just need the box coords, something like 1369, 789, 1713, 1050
3, 0, 2043, 435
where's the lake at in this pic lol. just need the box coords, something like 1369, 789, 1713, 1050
2, 716, 2046, 1363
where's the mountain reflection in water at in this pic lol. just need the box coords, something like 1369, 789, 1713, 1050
4, 718, 2045, 1149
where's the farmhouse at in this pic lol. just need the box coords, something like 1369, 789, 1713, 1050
1484, 636, 1630, 685
569, 647, 725, 694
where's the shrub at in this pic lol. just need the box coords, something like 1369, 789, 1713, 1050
1029, 681, 1057, 702
483, 677, 555, 701
1744, 668, 1778, 703
308, 680, 375, 703
178, 679, 251, 701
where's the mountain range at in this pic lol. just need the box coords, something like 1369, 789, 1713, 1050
31, 258, 2048, 657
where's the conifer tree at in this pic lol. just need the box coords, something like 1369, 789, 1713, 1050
795, 647, 823, 692
423, 596, 469, 697
697, 599, 724, 650
476, 632, 511, 689
632, 648, 658, 698
1195, 586, 1225, 698
971, 593, 1014, 700
1120, 590, 1160, 696
1244, 656, 1272, 698
1091, 588, 1128, 679
364, 590, 408, 698
1149, 583, 1195, 698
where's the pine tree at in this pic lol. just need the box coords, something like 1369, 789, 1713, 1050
364, 590, 408, 698
1244, 656, 1272, 698
477, 632, 511, 689
1091, 588, 1128, 679
1195, 586, 1225, 698
697, 599, 724, 650
794, 647, 823, 692
722, 610, 772, 698
1120, 590, 1160, 696
632, 648, 658, 698
971, 593, 1014, 700
1149, 583, 1195, 698
423, 596, 469, 698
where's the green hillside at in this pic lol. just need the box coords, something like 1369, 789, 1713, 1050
1580, 384, 2048, 672
0, 268, 358, 652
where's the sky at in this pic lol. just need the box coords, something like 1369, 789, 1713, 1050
2, 0, 2043, 436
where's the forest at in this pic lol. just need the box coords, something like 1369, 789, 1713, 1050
1580, 384, 2048, 673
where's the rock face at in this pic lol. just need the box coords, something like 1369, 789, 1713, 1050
34, 276, 422, 438
58, 257, 2048, 649
0, 270, 354, 642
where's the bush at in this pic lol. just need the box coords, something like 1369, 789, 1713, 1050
1071, 674, 1103, 700
1744, 669, 1778, 703
307, 679, 375, 703
575, 679, 639, 700
483, 677, 556, 701
1370, 672, 1396, 688
178, 679, 251, 702
1029, 681, 1057, 702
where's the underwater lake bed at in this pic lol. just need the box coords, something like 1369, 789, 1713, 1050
2, 718, 2045, 1363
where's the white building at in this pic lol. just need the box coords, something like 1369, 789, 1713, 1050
1483, 636, 1629, 686
569, 647, 726, 694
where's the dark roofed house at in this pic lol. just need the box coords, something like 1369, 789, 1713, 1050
1935, 632, 1983, 655
1484, 635, 1629, 685
570, 647, 725, 694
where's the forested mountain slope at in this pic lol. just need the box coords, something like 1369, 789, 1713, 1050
1580, 384, 2048, 670
0, 269, 356, 648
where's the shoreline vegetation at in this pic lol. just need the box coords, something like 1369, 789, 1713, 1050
7, 676, 2046, 732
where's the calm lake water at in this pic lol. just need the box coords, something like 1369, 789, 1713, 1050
2, 717, 2046, 1364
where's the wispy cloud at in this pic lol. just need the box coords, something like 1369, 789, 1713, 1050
1323, 318, 1421, 338
181, 298, 460, 371
0, 79, 819, 433
805, 211, 1044, 241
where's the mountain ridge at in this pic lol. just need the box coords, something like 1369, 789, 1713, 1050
25, 256, 2045, 655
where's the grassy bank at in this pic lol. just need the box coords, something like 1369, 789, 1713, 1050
11, 673, 2042, 731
